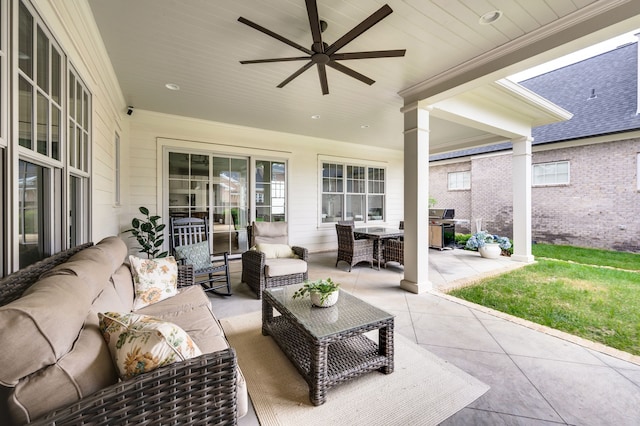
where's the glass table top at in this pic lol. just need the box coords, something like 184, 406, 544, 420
264, 285, 394, 339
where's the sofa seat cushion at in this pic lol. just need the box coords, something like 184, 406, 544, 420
129, 256, 178, 310
98, 312, 202, 380
136, 286, 225, 343
264, 258, 307, 277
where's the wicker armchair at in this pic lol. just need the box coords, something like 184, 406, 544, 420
241, 222, 309, 299
335, 224, 374, 272
384, 238, 404, 267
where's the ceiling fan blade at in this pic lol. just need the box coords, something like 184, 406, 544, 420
240, 56, 310, 64
325, 4, 393, 56
327, 61, 375, 85
305, 0, 324, 53
332, 49, 406, 60
317, 63, 329, 95
277, 61, 315, 88
238, 17, 313, 55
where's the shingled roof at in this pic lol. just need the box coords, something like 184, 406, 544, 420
431, 41, 640, 161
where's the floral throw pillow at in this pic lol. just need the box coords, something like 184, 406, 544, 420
174, 241, 211, 271
98, 312, 202, 380
129, 256, 178, 310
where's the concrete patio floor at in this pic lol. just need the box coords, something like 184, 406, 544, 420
211, 248, 640, 425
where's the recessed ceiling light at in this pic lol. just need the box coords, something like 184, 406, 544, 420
311, 114, 321, 119
360, 124, 370, 129
165, 83, 180, 90
479, 10, 502, 25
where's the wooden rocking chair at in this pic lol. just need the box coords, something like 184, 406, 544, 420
170, 217, 232, 296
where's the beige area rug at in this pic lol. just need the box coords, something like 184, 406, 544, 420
221, 312, 489, 426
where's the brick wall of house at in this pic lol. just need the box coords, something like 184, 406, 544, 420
471, 154, 514, 237
428, 160, 473, 233
531, 138, 640, 251
429, 137, 640, 252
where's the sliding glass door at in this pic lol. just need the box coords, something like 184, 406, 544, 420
168, 152, 248, 257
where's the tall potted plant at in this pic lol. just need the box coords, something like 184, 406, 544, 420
124, 206, 168, 259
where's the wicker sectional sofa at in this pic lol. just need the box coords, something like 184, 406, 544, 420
0, 236, 247, 425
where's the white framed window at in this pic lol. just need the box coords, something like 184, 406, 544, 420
13, 0, 92, 269
532, 161, 569, 186
320, 160, 386, 224
448, 171, 470, 190
255, 159, 286, 222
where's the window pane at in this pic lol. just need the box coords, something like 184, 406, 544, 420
68, 72, 75, 120
191, 154, 208, 179
75, 126, 81, 167
368, 195, 384, 220
51, 47, 61, 103
36, 26, 48, 92
51, 105, 60, 160
18, 160, 45, 268
322, 194, 342, 223
68, 120, 75, 166
19, 2, 33, 78
36, 91, 48, 155
169, 152, 188, 177
345, 194, 365, 221
83, 91, 88, 128
19, 76, 33, 149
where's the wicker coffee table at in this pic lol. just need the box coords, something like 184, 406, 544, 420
262, 285, 394, 405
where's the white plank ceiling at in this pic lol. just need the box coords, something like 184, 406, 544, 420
87, 0, 640, 150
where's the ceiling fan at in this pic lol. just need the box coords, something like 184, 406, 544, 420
238, 0, 406, 95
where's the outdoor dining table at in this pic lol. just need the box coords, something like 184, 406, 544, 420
353, 226, 404, 270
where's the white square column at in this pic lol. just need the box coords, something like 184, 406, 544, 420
401, 104, 431, 293
511, 136, 535, 263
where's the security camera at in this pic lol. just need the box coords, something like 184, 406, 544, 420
126, 106, 134, 115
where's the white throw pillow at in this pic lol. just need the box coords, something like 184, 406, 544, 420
98, 312, 202, 380
129, 256, 178, 309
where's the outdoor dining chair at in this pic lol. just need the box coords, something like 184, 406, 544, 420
335, 224, 375, 272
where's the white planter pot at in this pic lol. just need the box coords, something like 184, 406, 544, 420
310, 290, 339, 307
478, 243, 501, 259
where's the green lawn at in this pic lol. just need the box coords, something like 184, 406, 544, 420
448, 244, 640, 355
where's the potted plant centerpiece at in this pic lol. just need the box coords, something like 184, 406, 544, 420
465, 230, 512, 259
292, 278, 340, 307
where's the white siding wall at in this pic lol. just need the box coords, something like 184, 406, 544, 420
129, 111, 404, 253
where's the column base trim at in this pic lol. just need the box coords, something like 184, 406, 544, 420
511, 254, 535, 263
400, 279, 432, 294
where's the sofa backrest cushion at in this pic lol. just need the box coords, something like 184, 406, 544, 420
0, 274, 93, 386
252, 221, 288, 245
8, 320, 119, 424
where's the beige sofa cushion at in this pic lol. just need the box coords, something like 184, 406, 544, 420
264, 258, 308, 277
8, 321, 118, 424
252, 221, 288, 245
254, 243, 295, 259
0, 274, 93, 386
136, 286, 225, 341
